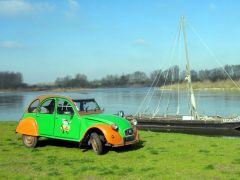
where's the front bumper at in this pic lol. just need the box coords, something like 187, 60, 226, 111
111, 131, 139, 147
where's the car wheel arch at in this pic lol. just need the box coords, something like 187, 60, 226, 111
81, 127, 106, 144
16, 117, 38, 136
80, 125, 123, 146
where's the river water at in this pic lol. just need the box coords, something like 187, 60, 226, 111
0, 87, 240, 121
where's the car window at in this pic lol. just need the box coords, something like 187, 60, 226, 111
40, 99, 55, 114
28, 99, 40, 113
84, 101, 99, 111
57, 99, 74, 115
74, 100, 100, 112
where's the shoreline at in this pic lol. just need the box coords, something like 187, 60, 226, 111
0, 87, 92, 93
160, 87, 240, 92
0, 87, 239, 93
1, 80, 240, 93
160, 80, 240, 91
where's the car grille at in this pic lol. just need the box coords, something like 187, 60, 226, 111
124, 136, 135, 142
125, 128, 134, 136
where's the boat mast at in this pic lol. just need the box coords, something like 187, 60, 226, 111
181, 16, 199, 119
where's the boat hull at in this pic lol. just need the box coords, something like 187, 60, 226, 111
126, 116, 240, 136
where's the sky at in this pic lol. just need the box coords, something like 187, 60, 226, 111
0, 0, 240, 84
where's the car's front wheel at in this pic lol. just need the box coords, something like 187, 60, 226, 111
22, 135, 38, 148
90, 133, 103, 155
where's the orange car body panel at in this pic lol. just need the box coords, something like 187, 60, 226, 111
84, 124, 124, 145
16, 117, 38, 136
84, 124, 139, 146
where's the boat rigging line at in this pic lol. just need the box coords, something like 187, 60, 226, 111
135, 16, 239, 119
152, 20, 182, 117
189, 23, 240, 90
135, 18, 181, 117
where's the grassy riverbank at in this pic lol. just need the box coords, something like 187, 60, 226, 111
161, 80, 240, 91
1, 121, 240, 179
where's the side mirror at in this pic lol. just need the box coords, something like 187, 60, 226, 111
118, 110, 125, 117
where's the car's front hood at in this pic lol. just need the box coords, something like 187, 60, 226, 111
83, 114, 132, 133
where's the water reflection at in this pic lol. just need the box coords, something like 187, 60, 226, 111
0, 94, 24, 120
0, 88, 240, 121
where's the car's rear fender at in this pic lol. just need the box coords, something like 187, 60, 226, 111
16, 117, 38, 136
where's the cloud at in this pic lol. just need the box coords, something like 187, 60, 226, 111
133, 38, 148, 46
0, 41, 23, 48
0, 0, 54, 16
64, 0, 79, 18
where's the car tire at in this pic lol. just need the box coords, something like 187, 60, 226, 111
90, 133, 103, 155
22, 135, 38, 148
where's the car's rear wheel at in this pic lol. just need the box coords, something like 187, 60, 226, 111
22, 135, 38, 148
90, 133, 103, 155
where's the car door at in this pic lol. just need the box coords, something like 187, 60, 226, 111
36, 98, 56, 136
54, 98, 80, 140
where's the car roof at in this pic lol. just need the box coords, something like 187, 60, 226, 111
34, 94, 73, 103
25, 94, 75, 113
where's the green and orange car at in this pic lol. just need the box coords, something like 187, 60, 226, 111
16, 95, 139, 154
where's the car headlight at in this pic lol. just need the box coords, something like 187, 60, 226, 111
111, 124, 118, 130
131, 119, 137, 126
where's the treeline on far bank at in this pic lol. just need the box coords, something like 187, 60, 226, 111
0, 72, 26, 89
54, 64, 240, 88
0, 64, 240, 90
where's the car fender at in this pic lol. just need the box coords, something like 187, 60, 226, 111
16, 117, 38, 136
83, 124, 123, 145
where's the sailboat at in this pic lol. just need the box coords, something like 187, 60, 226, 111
126, 16, 240, 135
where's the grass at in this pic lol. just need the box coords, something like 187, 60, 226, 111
1, 121, 240, 179
161, 79, 240, 91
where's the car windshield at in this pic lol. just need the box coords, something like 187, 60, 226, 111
73, 99, 101, 112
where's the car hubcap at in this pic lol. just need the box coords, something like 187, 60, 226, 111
91, 139, 98, 152
25, 136, 34, 146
